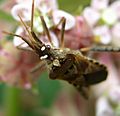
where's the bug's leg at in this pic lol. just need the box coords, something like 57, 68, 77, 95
80, 47, 94, 58
73, 83, 89, 99
51, 17, 66, 48
54, 17, 66, 29
80, 46, 120, 53
80, 47, 91, 52
72, 76, 89, 99
30, 60, 46, 73
40, 16, 54, 47
90, 46, 120, 52
60, 17, 66, 48
31, 0, 34, 31
78, 86, 89, 99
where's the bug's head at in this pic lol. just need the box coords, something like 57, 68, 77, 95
3, 0, 66, 61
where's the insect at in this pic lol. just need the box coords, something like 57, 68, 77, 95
4, 0, 120, 99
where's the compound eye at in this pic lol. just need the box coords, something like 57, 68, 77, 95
46, 45, 51, 49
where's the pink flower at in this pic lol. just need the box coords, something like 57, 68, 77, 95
62, 16, 93, 49
93, 25, 112, 44
0, 40, 41, 89
82, 0, 120, 45
110, 0, 120, 19
51, 91, 89, 116
82, 7, 100, 27
91, 0, 109, 11
11, 0, 76, 49
11, 0, 58, 21
111, 22, 120, 47
96, 97, 114, 116
52, 10, 76, 30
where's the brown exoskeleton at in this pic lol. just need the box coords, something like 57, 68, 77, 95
4, 0, 120, 99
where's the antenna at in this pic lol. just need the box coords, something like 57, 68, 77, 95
40, 16, 54, 46
60, 17, 66, 48
31, 0, 34, 31
3, 31, 33, 49
18, 15, 33, 42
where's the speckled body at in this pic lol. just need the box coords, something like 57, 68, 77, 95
45, 47, 108, 98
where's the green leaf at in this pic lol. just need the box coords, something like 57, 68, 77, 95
58, 0, 90, 14
0, 84, 5, 105
0, 0, 6, 4
3, 86, 22, 116
38, 72, 61, 107
0, 10, 15, 23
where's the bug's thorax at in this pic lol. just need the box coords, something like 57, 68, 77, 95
46, 48, 84, 80
45, 47, 71, 64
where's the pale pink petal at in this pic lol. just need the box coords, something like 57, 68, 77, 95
96, 97, 115, 116
53, 10, 76, 30
82, 7, 100, 27
45, 0, 58, 10
0, 41, 40, 89
91, 0, 109, 11
13, 26, 29, 47
34, 16, 53, 33
37, 0, 58, 11
101, 8, 118, 25
110, 1, 120, 19
111, 22, 120, 47
63, 16, 93, 49
40, 31, 59, 48
108, 85, 120, 104
93, 25, 112, 44
16, 0, 31, 3
11, 4, 31, 21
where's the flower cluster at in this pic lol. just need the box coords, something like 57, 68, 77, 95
81, 0, 120, 115
11, 0, 93, 49
0, 0, 120, 115
0, 0, 93, 89
83, 0, 120, 46
0, 39, 41, 89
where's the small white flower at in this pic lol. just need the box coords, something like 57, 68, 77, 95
111, 22, 120, 47
91, 0, 109, 11
40, 31, 59, 48
101, 8, 118, 25
16, 0, 31, 3
11, 4, 31, 21
110, 1, 120, 19
82, 7, 100, 27
52, 10, 76, 30
36, 0, 58, 11
96, 97, 115, 116
94, 25, 112, 44
108, 85, 120, 105
34, 14, 53, 33
13, 27, 28, 47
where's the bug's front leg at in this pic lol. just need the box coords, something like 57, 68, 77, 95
30, 60, 46, 73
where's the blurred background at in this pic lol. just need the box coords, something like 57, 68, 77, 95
0, 0, 120, 116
